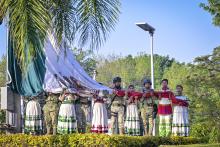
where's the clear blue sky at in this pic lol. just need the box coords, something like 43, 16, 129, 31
0, 0, 220, 63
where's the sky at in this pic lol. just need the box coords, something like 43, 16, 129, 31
0, 0, 220, 63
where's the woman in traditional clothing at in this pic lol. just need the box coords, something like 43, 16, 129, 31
152, 79, 188, 137
172, 85, 189, 136
57, 88, 77, 134
25, 96, 43, 135
124, 85, 142, 136
91, 90, 108, 133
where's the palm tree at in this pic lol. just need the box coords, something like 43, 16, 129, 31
0, 0, 120, 68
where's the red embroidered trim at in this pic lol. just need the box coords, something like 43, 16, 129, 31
91, 125, 108, 133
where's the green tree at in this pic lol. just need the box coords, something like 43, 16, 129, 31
0, 55, 6, 86
96, 53, 174, 89
96, 54, 122, 86
185, 47, 220, 142
162, 62, 190, 90
0, 0, 120, 68
0, 55, 6, 123
200, 0, 220, 26
153, 55, 174, 89
72, 48, 97, 76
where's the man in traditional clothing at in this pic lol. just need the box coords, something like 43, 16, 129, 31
172, 85, 189, 136
75, 96, 90, 133
139, 79, 155, 136
43, 92, 59, 135
109, 77, 126, 135
153, 79, 188, 137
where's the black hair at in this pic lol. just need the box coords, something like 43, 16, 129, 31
128, 84, 134, 89
161, 79, 168, 84
176, 85, 183, 89
113, 76, 122, 83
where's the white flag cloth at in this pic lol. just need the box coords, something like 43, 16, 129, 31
43, 33, 112, 95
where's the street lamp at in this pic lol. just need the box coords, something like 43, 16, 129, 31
93, 69, 97, 80
136, 22, 155, 89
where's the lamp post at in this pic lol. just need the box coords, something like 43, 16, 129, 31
90, 69, 97, 122
93, 69, 97, 80
136, 22, 155, 89
136, 22, 156, 136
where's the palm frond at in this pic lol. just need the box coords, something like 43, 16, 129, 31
51, 0, 77, 44
1, 0, 120, 69
0, 0, 11, 20
75, 0, 120, 49
5, 0, 51, 69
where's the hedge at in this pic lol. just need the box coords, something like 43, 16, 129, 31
0, 133, 207, 147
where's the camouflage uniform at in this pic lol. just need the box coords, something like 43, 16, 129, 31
75, 97, 90, 133
110, 93, 125, 135
43, 94, 59, 135
139, 88, 155, 136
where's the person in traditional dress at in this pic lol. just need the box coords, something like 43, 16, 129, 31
25, 96, 43, 135
124, 85, 142, 136
140, 79, 156, 136
57, 89, 77, 134
172, 85, 189, 136
43, 92, 59, 135
152, 79, 188, 137
109, 77, 126, 135
91, 90, 109, 133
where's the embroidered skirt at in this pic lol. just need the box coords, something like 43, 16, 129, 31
124, 104, 140, 136
91, 102, 108, 133
25, 100, 43, 134
57, 103, 77, 134
172, 106, 189, 136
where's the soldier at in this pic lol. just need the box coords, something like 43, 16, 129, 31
43, 92, 59, 135
75, 96, 90, 133
109, 77, 126, 135
139, 79, 155, 136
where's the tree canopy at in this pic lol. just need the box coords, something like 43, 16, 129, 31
200, 0, 220, 26
0, 0, 120, 69
96, 53, 174, 89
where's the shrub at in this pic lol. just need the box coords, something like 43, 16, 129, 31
0, 133, 207, 147
191, 123, 211, 138
0, 110, 5, 123
209, 127, 220, 143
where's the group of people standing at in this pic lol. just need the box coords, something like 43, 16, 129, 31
24, 89, 89, 135
24, 77, 189, 137
108, 77, 189, 137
